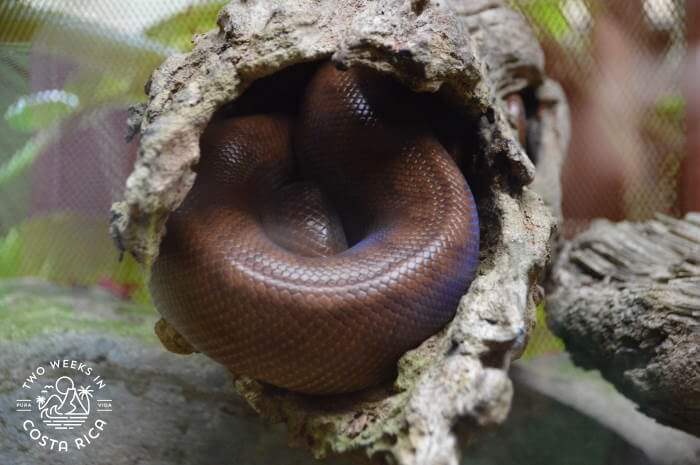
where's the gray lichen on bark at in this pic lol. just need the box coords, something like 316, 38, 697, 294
111, 1, 567, 464
547, 213, 700, 437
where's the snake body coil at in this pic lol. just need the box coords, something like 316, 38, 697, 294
150, 63, 480, 394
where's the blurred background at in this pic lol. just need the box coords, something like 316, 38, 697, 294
0, 0, 691, 371
511, 0, 690, 235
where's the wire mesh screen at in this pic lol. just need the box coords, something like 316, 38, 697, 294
0, 0, 226, 303
0, 1, 689, 357
510, 0, 686, 235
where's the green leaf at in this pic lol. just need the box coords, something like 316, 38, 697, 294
522, 304, 565, 359
145, 1, 227, 51
4, 90, 79, 132
516, 0, 572, 41
654, 94, 685, 125
0, 130, 53, 186
0, 43, 32, 167
64, 71, 146, 108
0, 213, 151, 304
0, 227, 24, 277
0, 0, 58, 43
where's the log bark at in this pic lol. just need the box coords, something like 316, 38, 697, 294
547, 213, 700, 436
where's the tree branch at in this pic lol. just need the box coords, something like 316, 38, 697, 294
547, 213, 700, 436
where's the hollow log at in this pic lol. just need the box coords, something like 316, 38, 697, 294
110, 1, 569, 464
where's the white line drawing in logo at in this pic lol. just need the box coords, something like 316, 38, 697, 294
36, 376, 93, 430
15, 359, 112, 452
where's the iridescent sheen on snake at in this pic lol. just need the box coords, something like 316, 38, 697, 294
149, 63, 480, 394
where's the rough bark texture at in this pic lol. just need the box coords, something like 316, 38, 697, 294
110, 1, 568, 464
547, 213, 700, 437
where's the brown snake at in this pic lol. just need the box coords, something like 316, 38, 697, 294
149, 63, 480, 394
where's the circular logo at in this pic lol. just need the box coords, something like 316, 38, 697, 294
14, 359, 113, 453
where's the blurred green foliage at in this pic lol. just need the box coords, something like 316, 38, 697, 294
515, 0, 572, 40
0, 130, 52, 187
0, 1, 224, 304
0, 41, 31, 205
510, 0, 604, 47
522, 304, 565, 359
0, 8, 172, 191
0, 0, 53, 43
5, 90, 79, 133
655, 94, 685, 125
0, 1, 225, 192
146, 1, 227, 51
0, 213, 151, 304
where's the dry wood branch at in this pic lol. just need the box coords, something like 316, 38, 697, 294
547, 213, 700, 436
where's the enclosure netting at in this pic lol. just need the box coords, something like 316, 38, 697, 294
510, 0, 686, 237
0, 0, 688, 357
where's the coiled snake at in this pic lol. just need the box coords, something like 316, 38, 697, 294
150, 63, 480, 394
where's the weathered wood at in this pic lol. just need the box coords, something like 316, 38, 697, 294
547, 213, 700, 436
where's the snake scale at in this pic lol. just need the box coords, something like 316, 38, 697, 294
149, 62, 480, 394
